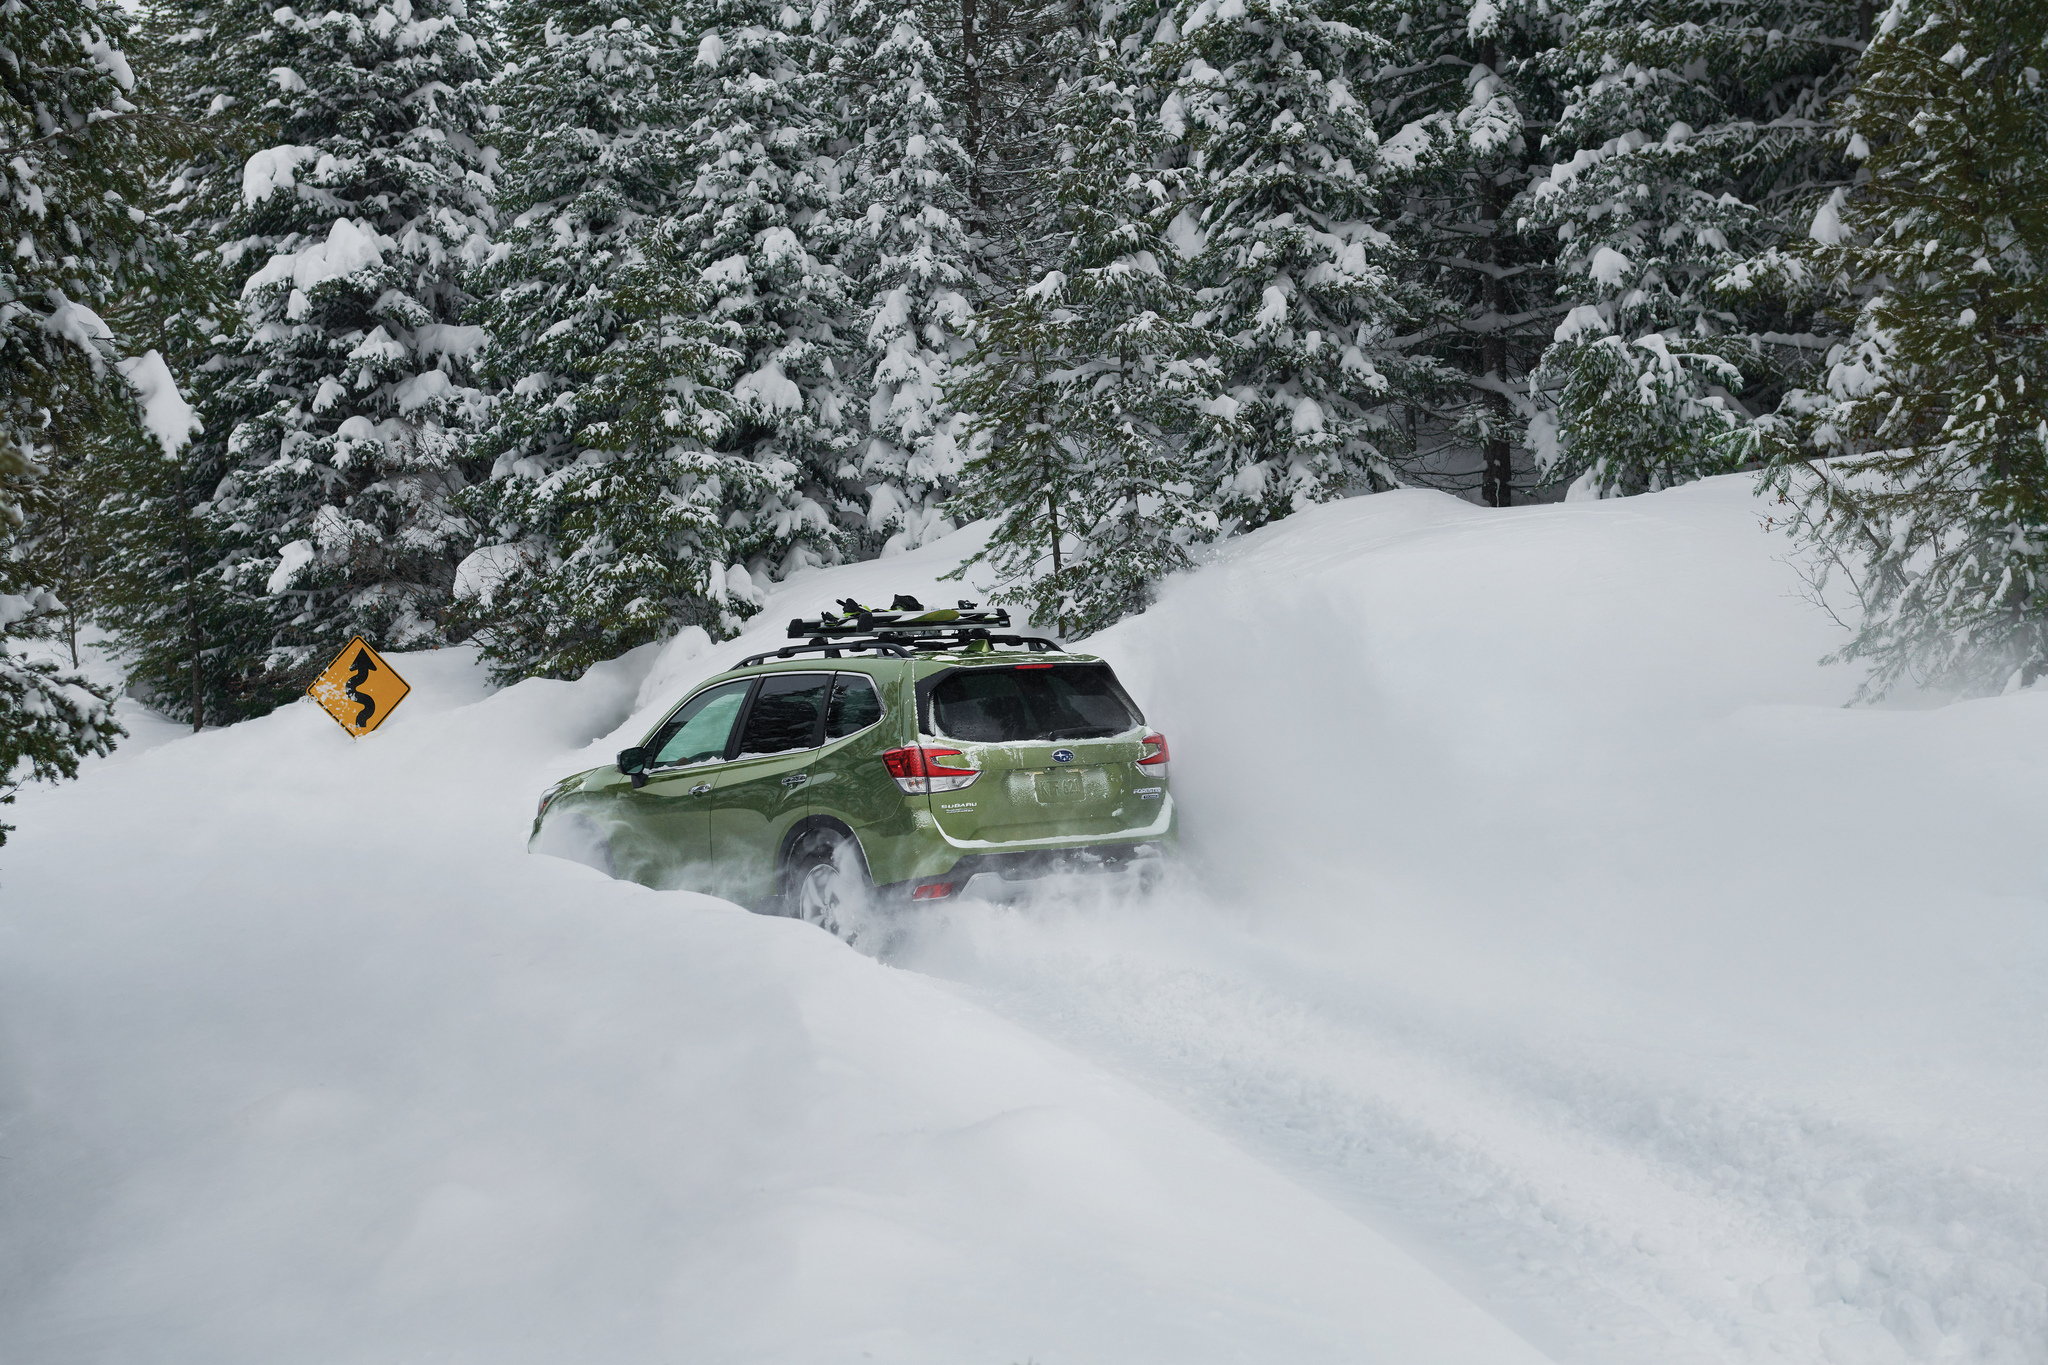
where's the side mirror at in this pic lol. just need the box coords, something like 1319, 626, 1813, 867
617, 746, 651, 789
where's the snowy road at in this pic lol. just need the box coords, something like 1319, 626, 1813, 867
6, 478, 2045, 1363
882, 882, 2048, 1365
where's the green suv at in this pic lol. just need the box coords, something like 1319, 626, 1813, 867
529, 604, 1175, 929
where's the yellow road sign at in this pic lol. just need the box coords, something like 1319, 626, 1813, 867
309, 636, 411, 737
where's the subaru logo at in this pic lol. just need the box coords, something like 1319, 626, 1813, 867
1051, 749, 1075, 764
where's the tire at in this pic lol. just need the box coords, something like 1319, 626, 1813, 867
785, 830, 871, 941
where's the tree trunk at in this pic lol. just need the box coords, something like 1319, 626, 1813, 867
1482, 433, 1513, 508
1044, 442, 1064, 637
1046, 485, 1062, 576
961, 0, 985, 218
1478, 39, 1514, 509
177, 480, 204, 733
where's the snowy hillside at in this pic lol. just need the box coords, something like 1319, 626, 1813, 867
6, 476, 2045, 1364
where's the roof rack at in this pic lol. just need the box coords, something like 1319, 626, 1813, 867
728, 596, 1067, 669
736, 631, 1064, 669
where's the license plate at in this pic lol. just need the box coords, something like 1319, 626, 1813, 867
1037, 771, 1085, 802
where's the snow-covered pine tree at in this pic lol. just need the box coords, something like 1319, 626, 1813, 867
457, 0, 766, 683
950, 48, 1233, 635
832, 0, 980, 554
90, 2, 295, 727
1374, 0, 1566, 505
1752, 0, 2048, 698
926, 0, 1086, 256
1, 0, 170, 834
164, 0, 498, 687
1159, 0, 1432, 529
671, 0, 859, 582
1, 445, 122, 846
1527, 0, 1862, 496
94, 415, 294, 726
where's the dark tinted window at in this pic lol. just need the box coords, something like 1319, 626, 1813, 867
738, 673, 830, 756
649, 680, 751, 766
825, 673, 883, 738
929, 665, 1138, 743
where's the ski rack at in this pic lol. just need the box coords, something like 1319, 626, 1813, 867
787, 600, 1014, 639
732, 597, 1061, 668
736, 631, 1065, 669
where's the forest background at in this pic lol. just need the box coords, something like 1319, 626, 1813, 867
4, 0, 2045, 837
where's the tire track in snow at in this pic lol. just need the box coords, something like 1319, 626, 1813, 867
871, 890, 2048, 1365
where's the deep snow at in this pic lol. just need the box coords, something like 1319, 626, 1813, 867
5, 475, 2045, 1363
892, 481, 2048, 1365
0, 599, 1548, 1362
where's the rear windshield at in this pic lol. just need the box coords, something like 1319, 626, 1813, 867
927, 664, 1140, 743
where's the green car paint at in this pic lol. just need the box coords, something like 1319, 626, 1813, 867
530, 648, 1175, 907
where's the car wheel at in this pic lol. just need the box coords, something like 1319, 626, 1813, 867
787, 831, 870, 941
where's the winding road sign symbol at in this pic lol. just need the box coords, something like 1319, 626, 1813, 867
309, 636, 410, 738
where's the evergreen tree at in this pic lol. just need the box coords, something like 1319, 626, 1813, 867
951, 50, 1232, 635
93, 1, 300, 727
1159, 0, 1435, 529
1, 446, 121, 847
1528, 0, 1862, 496
1, 0, 170, 835
1752, 0, 2048, 697
457, 0, 761, 682
929, 0, 1085, 255
153, 0, 499, 689
833, 0, 980, 554
672, 0, 858, 580
1375, 0, 1565, 505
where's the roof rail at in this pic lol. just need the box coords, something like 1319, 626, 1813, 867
736, 639, 915, 668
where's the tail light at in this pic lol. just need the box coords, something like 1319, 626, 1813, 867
883, 745, 980, 794
910, 881, 956, 900
1137, 733, 1169, 779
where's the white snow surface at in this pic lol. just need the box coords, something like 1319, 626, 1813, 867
115, 350, 202, 459
241, 145, 320, 206
6, 477, 2047, 1363
242, 218, 391, 300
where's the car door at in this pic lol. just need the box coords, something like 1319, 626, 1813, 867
804, 670, 900, 831
708, 672, 832, 906
614, 678, 751, 890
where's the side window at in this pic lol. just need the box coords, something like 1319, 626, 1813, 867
648, 680, 751, 767
736, 673, 831, 756
825, 673, 884, 739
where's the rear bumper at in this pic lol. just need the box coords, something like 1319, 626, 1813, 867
875, 840, 1168, 902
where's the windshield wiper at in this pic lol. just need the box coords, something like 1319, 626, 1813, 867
1042, 725, 1122, 740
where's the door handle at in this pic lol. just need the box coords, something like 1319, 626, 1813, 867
690, 783, 712, 796
781, 773, 808, 787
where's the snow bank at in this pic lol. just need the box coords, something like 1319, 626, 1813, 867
15, 474, 2044, 1364
0, 637, 1550, 1359
888, 478, 2048, 1365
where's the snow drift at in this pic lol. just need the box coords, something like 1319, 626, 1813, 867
5, 475, 2045, 1364
0, 605, 1547, 1363
897, 479, 2048, 1365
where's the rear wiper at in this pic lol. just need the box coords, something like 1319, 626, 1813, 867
1042, 726, 1122, 739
